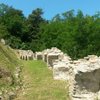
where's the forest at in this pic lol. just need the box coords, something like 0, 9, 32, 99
0, 3, 100, 59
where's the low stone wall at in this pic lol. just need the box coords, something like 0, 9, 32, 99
42, 49, 50, 62
47, 54, 59, 67
53, 60, 73, 80
15, 50, 34, 60
46, 47, 64, 67
52, 53, 100, 100
35, 52, 43, 60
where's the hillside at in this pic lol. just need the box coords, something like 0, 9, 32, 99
0, 43, 22, 99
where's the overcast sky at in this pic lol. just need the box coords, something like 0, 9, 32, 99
0, 0, 100, 19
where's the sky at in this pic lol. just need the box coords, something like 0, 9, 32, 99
0, 0, 100, 20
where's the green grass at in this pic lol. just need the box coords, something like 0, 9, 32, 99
0, 43, 20, 88
0, 43, 20, 70
16, 60, 69, 100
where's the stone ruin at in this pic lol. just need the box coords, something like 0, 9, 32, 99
35, 47, 64, 68
0, 39, 6, 45
14, 47, 100, 100
35, 51, 43, 60
34, 48, 100, 100
46, 47, 64, 67
52, 54, 100, 100
42, 49, 50, 62
53, 54, 72, 80
69, 55, 100, 100
15, 50, 34, 60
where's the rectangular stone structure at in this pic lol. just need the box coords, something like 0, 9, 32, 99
69, 55, 100, 100
35, 52, 43, 60
47, 54, 59, 67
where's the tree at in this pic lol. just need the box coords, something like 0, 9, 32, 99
0, 4, 26, 48
77, 10, 84, 19
62, 10, 74, 20
27, 8, 45, 40
52, 14, 61, 22
0, 3, 10, 16
0, 23, 8, 39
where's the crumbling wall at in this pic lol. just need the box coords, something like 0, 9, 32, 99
46, 47, 64, 67
15, 50, 34, 60
53, 54, 72, 80
53, 61, 73, 80
35, 52, 43, 60
69, 55, 100, 100
42, 49, 50, 62
47, 54, 59, 67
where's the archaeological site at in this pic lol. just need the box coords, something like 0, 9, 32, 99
0, 1, 99, 100
15, 47, 100, 100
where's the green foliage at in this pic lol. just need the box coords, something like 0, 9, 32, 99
0, 23, 8, 39
27, 8, 45, 40
0, 3, 100, 59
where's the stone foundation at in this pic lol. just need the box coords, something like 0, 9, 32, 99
69, 55, 100, 100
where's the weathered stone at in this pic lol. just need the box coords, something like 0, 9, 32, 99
53, 54, 72, 80
47, 47, 63, 67
42, 49, 50, 62
69, 55, 100, 100
35, 52, 43, 60
15, 50, 34, 60
53, 60, 73, 80
0, 39, 5, 45
0, 97, 2, 100
8, 91, 16, 100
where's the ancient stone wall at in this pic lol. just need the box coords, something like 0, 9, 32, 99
35, 52, 43, 60
15, 50, 34, 60
69, 55, 100, 100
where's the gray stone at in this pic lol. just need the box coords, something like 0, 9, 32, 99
15, 50, 34, 60
53, 61, 73, 80
35, 52, 43, 60
69, 55, 100, 100
47, 47, 63, 67
42, 49, 50, 62
0, 39, 5, 45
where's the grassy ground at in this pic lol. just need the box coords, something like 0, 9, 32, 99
15, 60, 69, 100
0, 43, 20, 88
